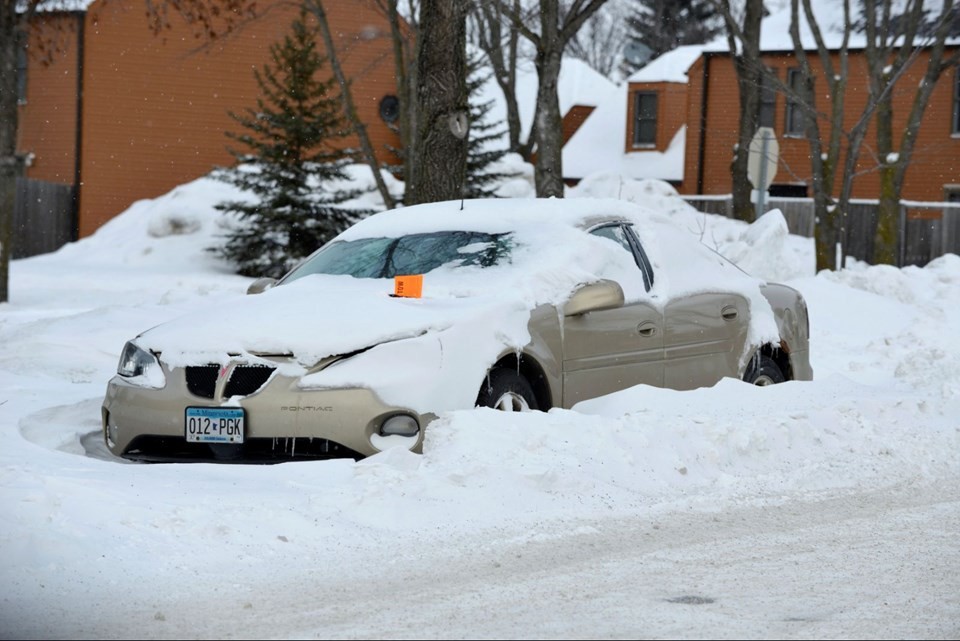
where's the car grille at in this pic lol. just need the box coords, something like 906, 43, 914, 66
185, 365, 219, 398
121, 436, 363, 463
224, 365, 275, 397
185, 364, 276, 399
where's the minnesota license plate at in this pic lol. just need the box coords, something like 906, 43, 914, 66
185, 407, 245, 444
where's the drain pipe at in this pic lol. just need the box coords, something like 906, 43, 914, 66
71, 10, 84, 241
696, 52, 712, 196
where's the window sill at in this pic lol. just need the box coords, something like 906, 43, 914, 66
631, 144, 656, 150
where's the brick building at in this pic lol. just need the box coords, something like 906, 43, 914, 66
607, 13, 960, 205
16, 0, 401, 240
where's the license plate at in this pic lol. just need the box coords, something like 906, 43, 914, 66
185, 407, 245, 444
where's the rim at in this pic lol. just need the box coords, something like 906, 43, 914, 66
752, 374, 776, 386
493, 391, 530, 412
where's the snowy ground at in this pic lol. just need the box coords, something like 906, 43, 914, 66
1, 173, 958, 639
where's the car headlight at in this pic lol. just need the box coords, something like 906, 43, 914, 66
117, 341, 165, 388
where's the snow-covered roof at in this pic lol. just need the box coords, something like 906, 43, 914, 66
475, 54, 619, 144
562, 83, 686, 182
703, 0, 960, 53
28, 0, 97, 12
626, 45, 705, 84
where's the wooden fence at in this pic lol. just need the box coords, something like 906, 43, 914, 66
13, 177, 76, 259
681, 195, 960, 267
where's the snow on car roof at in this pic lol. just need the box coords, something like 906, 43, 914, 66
336, 197, 658, 240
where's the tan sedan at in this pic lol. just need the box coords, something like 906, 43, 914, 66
102, 198, 812, 462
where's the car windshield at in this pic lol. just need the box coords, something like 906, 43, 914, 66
281, 231, 515, 283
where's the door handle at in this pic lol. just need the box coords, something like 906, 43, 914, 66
721, 305, 739, 321
637, 321, 658, 337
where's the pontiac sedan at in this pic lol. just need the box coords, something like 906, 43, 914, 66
102, 198, 811, 462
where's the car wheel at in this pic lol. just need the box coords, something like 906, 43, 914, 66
477, 368, 538, 411
743, 354, 785, 386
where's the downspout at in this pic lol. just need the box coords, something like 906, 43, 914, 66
72, 10, 84, 241
696, 52, 711, 196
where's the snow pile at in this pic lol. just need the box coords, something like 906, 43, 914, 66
2, 167, 960, 637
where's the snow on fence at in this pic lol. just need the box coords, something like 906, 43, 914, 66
681, 195, 960, 267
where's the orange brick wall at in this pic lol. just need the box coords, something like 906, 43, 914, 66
18, 12, 82, 186
71, 0, 401, 237
683, 50, 960, 202
625, 81, 686, 153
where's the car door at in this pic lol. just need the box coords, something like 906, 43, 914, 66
561, 224, 664, 408
661, 292, 751, 390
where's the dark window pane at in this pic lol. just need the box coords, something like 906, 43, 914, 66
785, 68, 806, 135
633, 92, 658, 145
16, 32, 27, 102
953, 68, 959, 134
760, 70, 776, 128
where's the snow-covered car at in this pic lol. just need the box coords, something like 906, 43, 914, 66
102, 198, 812, 462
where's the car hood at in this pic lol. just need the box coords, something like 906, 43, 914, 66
136, 273, 535, 371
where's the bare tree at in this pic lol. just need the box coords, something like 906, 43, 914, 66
864, 0, 959, 265
470, 0, 532, 159
408, 0, 469, 204
502, 0, 610, 197
0, 0, 256, 303
714, 0, 764, 223
305, 0, 396, 209
372, 0, 419, 203
566, 3, 627, 79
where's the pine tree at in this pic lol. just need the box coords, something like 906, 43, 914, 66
214, 9, 371, 278
463, 50, 516, 199
621, 0, 723, 76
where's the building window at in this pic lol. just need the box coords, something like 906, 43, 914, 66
16, 31, 28, 103
785, 68, 807, 136
946, 186, 960, 203
632, 91, 657, 147
759, 70, 776, 128
953, 67, 959, 135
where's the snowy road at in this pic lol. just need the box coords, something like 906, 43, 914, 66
5, 477, 957, 639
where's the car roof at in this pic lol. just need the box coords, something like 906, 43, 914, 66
335, 198, 655, 241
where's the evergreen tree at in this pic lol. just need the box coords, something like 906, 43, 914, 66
214, 9, 370, 278
621, 0, 723, 75
463, 50, 517, 199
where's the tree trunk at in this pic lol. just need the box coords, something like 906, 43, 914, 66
533, 47, 564, 198
872, 92, 897, 265
875, 165, 899, 266
730, 55, 759, 222
729, 0, 763, 223
531, 1, 564, 198
0, 0, 23, 303
409, 0, 468, 204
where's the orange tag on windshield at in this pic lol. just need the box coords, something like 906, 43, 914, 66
393, 274, 423, 298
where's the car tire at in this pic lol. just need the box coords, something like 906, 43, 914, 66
743, 354, 786, 386
476, 368, 538, 411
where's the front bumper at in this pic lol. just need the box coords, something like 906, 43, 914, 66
101, 365, 428, 462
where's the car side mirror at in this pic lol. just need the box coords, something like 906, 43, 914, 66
564, 279, 625, 316
246, 277, 278, 295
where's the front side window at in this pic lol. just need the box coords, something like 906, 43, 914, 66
632, 91, 658, 147
281, 231, 514, 283
590, 224, 654, 292
785, 68, 808, 136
